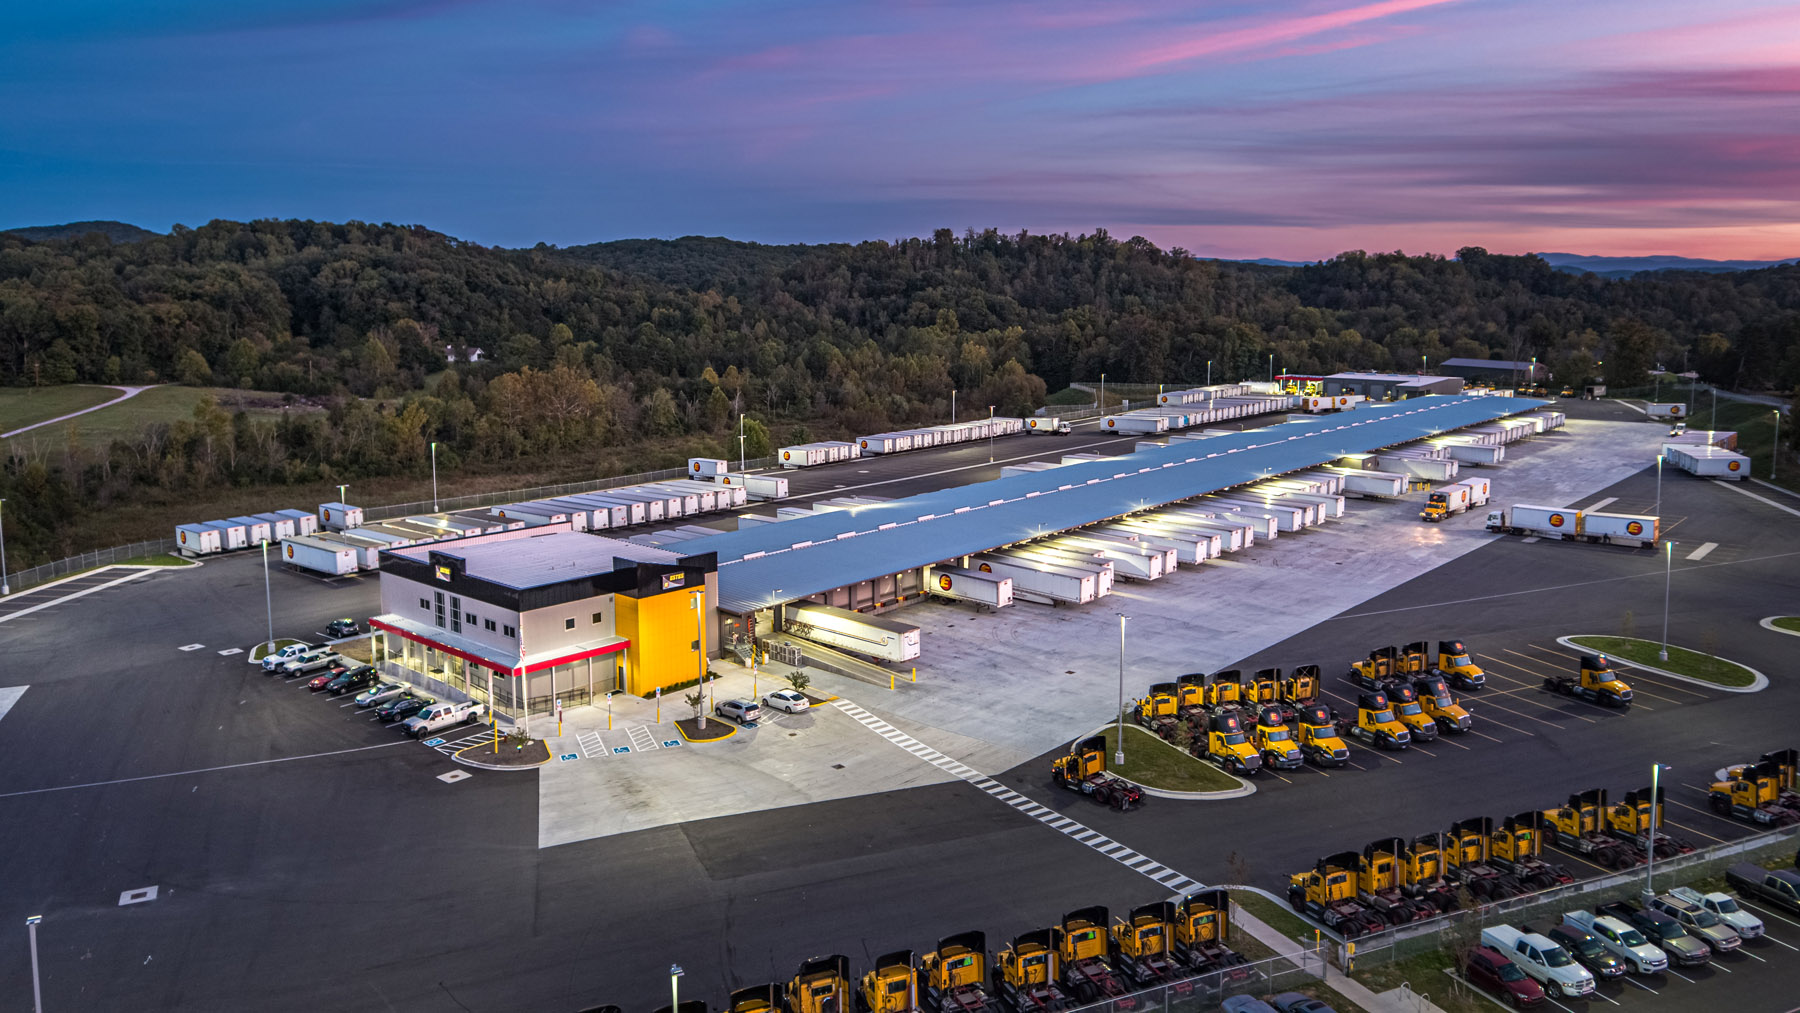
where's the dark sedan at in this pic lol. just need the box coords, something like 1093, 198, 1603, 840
375, 696, 431, 723
326, 665, 377, 696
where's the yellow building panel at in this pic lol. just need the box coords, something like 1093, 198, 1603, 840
615, 588, 707, 697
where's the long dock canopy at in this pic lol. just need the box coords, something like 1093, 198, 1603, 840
697, 395, 1546, 613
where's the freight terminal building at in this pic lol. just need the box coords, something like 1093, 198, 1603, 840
368, 528, 717, 722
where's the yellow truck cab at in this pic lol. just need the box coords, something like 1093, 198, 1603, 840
786, 956, 851, 1013
992, 930, 1068, 1012
1204, 710, 1263, 775
1399, 834, 1459, 912
918, 932, 990, 1013
728, 985, 782, 1013
1134, 682, 1180, 732
1411, 675, 1473, 733
1294, 701, 1350, 767
1280, 665, 1320, 708
857, 952, 919, 1013
1544, 654, 1632, 708
1384, 684, 1439, 742
1109, 902, 1184, 988
1174, 673, 1208, 716
1343, 691, 1411, 750
1251, 705, 1302, 770
1203, 670, 1243, 711
1171, 889, 1249, 974
1432, 640, 1486, 690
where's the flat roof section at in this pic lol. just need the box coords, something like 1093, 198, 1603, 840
389, 529, 683, 590
1325, 371, 1459, 386
694, 395, 1545, 613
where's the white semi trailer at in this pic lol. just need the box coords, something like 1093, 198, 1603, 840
969, 555, 1100, 605
925, 566, 1014, 609
784, 603, 921, 662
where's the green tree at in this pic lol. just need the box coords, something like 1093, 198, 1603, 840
742, 417, 772, 458
175, 347, 213, 386
641, 387, 683, 436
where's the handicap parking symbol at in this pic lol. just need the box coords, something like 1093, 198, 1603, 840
422, 738, 447, 747
661, 739, 683, 748
558, 753, 579, 762
612, 745, 632, 755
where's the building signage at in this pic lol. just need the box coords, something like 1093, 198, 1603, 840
435, 564, 452, 582
661, 572, 686, 590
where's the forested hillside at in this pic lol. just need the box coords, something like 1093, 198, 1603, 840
1, 220, 1797, 567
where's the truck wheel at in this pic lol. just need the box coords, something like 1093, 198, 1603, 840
1710, 794, 1730, 814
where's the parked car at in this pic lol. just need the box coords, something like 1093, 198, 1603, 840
1562, 910, 1666, 974
1219, 997, 1278, 1013
1668, 422, 1688, 437
1597, 903, 1710, 966
1463, 946, 1545, 1008
1669, 886, 1764, 939
308, 664, 352, 690
326, 665, 377, 696
355, 681, 407, 707
1650, 894, 1741, 952
1479, 926, 1593, 998
325, 618, 362, 638
1541, 924, 1626, 979
402, 700, 485, 738
715, 699, 761, 725
376, 696, 431, 723
281, 651, 342, 677
262, 643, 318, 672
761, 689, 809, 714
1269, 993, 1337, 1013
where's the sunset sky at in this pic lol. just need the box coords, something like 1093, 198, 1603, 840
5, 0, 1799, 259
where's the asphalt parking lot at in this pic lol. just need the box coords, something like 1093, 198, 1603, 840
4, 398, 1799, 1011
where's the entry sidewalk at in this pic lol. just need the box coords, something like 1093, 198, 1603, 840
1231, 899, 1451, 1013
535, 660, 804, 758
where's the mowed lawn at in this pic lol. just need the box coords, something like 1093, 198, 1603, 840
3, 385, 316, 448
0, 384, 122, 433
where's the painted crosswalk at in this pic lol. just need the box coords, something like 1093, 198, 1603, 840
831, 700, 1202, 894
422, 731, 492, 756
576, 731, 607, 758
626, 726, 660, 752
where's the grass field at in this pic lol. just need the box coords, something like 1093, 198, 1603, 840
1773, 617, 1800, 634
1098, 723, 1243, 792
1568, 635, 1757, 687
2, 385, 317, 449
0, 385, 121, 433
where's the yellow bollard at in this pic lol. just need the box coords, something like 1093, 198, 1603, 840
911, 666, 917, 683
889, 672, 894, 691
492, 715, 498, 754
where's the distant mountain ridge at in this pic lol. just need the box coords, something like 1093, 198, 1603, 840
1533, 252, 1800, 278
3, 220, 162, 243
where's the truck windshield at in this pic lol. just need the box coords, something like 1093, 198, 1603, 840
1542, 946, 1572, 967
1497, 963, 1525, 982
1449, 655, 1471, 667
1263, 728, 1291, 741
1222, 733, 1246, 745
1397, 702, 1423, 716
1372, 710, 1396, 722
1618, 928, 1647, 947
1711, 897, 1740, 914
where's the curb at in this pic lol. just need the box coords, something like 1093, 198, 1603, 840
1090, 723, 1256, 800
676, 722, 738, 744
1556, 635, 1766, 693
453, 742, 549, 770
1759, 617, 1800, 639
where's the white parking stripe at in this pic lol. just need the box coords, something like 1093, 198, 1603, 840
1686, 542, 1718, 561
832, 700, 1204, 894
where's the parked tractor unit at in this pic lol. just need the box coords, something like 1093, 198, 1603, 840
919, 932, 993, 1013
1171, 890, 1250, 975
788, 956, 853, 1013
1242, 669, 1295, 722
1202, 670, 1244, 712
1384, 684, 1440, 743
1445, 817, 1527, 900
1430, 640, 1486, 690
1411, 676, 1473, 733
1251, 705, 1303, 770
1607, 787, 1695, 858
1174, 674, 1208, 717
729, 985, 782, 1013
1348, 647, 1404, 692
1109, 903, 1191, 993
1134, 682, 1181, 737
1051, 908, 1134, 1006
1487, 811, 1575, 890
1051, 736, 1142, 811
1294, 702, 1350, 767
1288, 853, 1388, 937
1397, 641, 1432, 677
1709, 756, 1800, 826
857, 952, 920, 1013
1541, 790, 1641, 869
1398, 835, 1460, 913
1543, 654, 1632, 709
1203, 710, 1263, 776
1280, 666, 1321, 709
1357, 838, 1438, 924
1336, 692, 1411, 750
991, 931, 1070, 1013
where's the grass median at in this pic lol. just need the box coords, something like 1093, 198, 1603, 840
1567, 635, 1757, 687
1097, 723, 1242, 792
1229, 889, 1316, 945
1773, 617, 1800, 634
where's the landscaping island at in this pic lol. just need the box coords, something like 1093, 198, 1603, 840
1566, 634, 1757, 688
1097, 723, 1243, 793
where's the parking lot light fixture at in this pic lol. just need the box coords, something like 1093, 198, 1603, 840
26, 914, 43, 1013
1643, 763, 1671, 904
1, 497, 9, 597
1115, 614, 1128, 767
430, 442, 439, 512
1774, 410, 1782, 480
1655, 454, 1662, 518
260, 539, 274, 649
337, 484, 347, 504
1660, 539, 1674, 662
670, 963, 684, 1013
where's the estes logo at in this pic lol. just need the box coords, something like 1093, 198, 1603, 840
1549, 513, 1567, 527
938, 574, 952, 591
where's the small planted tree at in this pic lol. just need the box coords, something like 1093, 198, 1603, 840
685, 689, 707, 730
786, 671, 812, 695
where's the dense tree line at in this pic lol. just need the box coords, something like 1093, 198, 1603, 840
1, 220, 1797, 567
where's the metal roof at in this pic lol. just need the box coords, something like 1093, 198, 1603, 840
698, 395, 1544, 613
389, 529, 681, 589
1325, 372, 1457, 386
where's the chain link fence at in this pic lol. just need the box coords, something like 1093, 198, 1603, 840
1061, 947, 1329, 1013
360, 456, 780, 523
2, 537, 179, 595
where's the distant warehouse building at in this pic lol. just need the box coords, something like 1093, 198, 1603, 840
1321, 372, 1463, 400
368, 528, 717, 728
1438, 358, 1549, 385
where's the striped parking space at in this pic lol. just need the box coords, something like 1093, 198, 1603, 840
832, 700, 1201, 893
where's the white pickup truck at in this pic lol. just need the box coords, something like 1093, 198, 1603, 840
1561, 911, 1667, 974
1669, 886, 1764, 939
402, 700, 485, 738
1480, 925, 1595, 998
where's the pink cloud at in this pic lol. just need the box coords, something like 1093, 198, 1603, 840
1103, 0, 1463, 78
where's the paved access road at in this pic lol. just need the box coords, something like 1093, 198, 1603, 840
5, 399, 1800, 1011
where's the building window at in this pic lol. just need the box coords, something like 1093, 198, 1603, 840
503, 625, 516, 638
434, 590, 445, 629
419, 597, 430, 610
564, 618, 575, 631
591, 612, 603, 625
485, 619, 497, 632
465, 611, 477, 626
450, 596, 462, 634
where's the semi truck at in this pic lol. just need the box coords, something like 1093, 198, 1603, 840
1419, 477, 1492, 522
783, 603, 921, 663
1486, 505, 1659, 547
925, 566, 1015, 610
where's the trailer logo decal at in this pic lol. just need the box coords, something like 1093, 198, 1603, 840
1549, 513, 1567, 527
1626, 521, 1643, 536
179, 531, 188, 544
977, 562, 992, 573
782, 451, 791, 461
692, 462, 700, 471
1729, 460, 1741, 471
1106, 419, 1115, 427
285, 544, 294, 559
938, 574, 952, 591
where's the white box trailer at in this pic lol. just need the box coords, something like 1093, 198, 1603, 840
818, 441, 860, 462
779, 443, 830, 468
1485, 503, 1578, 539
228, 515, 273, 545
490, 505, 570, 527
175, 523, 223, 556
275, 508, 319, 536
599, 488, 671, 521
1372, 455, 1459, 482
969, 555, 1099, 605
1147, 509, 1250, 551
280, 535, 358, 575
1172, 504, 1273, 542
712, 473, 788, 500
925, 566, 1014, 609
344, 524, 419, 547
1432, 440, 1505, 466
688, 458, 728, 478
1323, 467, 1407, 498
997, 547, 1118, 594
1099, 521, 1219, 563
1100, 414, 1170, 435
1647, 402, 1688, 420
1026, 416, 1070, 434
205, 520, 250, 551
1049, 534, 1169, 580
785, 603, 920, 663
331, 532, 389, 569
1455, 476, 1492, 508
857, 432, 913, 455
1578, 511, 1659, 547
1208, 495, 1308, 531
1665, 443, 1749, 479
1273, 489, 1346, 519
639, 483, 707, 515
318, 502, 363, 531
255, 511, 298, 540
534, 499, 606, 530
565, 494, 639, 528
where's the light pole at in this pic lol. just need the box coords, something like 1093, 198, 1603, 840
1711, 386, 1717, 431
1268, 354, 1274, 384
738, 413, 746, 472
1206, 359, 1212, 387
1654, 454, 1662, 518
337, 483, 348, 504
670, 964, 684, 1013
1774, 410, 1783, 479
1099, 374, 1106, 414
260, 539, 274, 649
1642, 764, 1671, 904
0, 497, 9, 597
988, 406, 996, 462
430, 441, 439, 512
691, 590, 706, 685
26, 914, 43, 1013
951, 389, 957, 424
1660, 539, 1674, 661
1115, 614, 1128, 766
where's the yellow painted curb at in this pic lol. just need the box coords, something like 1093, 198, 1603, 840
676, 721, 738, 743
454, 742, 550, 769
